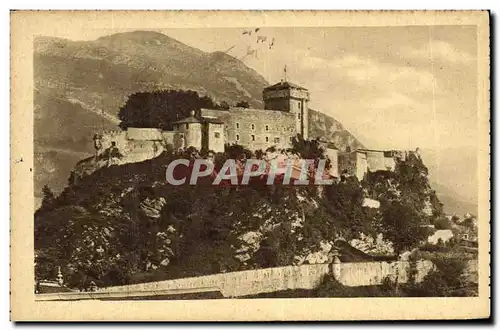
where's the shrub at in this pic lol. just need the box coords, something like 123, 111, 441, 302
313, 274, 356, 297
434, 217, 452, 230
314, 275, 399, 297
235, 101, 250, 108
403, 257, 470, 297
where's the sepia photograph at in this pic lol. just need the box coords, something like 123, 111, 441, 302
10, 10, 490, 321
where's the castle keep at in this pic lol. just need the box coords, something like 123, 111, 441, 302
90, 80, 413, 181
171, 80, 310, 153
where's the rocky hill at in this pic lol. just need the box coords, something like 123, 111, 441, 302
34, 31, 364, 203
35, 145, 438, 289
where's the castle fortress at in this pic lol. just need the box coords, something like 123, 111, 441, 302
90, 80, 415, 181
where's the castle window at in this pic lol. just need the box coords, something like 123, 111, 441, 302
251, 134, 255, 141
214, 132, 221, 138
289, 136, 293, 142
236, 122, 240, 129
274, 137, 280, 144
251, 124, 255, 130
236, 134, 240, 141
186, 124, 189, 129
298, 113, 301, 120
298, 101, 301, 109
265, 136, 269, 143
265, 125, 269, 131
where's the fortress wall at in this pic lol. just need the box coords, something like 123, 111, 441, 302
99, 259, 468, 298
97, 128, 191, 166
223, 108, 296, 151
101, 264, 330, 297
207, 123, 225, 153
366, 151, 386, 172
119, 140, 164, 164
337, 261, 401, 286
99, 130, 128, 152
384, 156, 396, 171
162, 131, 185, 150
337, 260, 434, 286
355, 152, 368, 181
97, 130, 166, 166
126, 128, 163, 141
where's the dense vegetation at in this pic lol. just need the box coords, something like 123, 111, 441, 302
35, 137, 444, 290
118, 90, 231, 130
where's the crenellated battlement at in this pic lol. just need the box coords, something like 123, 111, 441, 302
75, 127, 187, 181
337, 148, 422, 181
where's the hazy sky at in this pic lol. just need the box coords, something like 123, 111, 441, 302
48, 26, 478, 151
160, 26, 478, 152
45, 26, 479, 200
160, 26, 479, 202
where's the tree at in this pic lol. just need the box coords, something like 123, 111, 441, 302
118, 90, 218, 130
434, 217, 452, 230
224, 144, 254, 160
403, 257, 470, 297
428, 190, 445, 220
376, 202, 429, 255
320, 177, 373, 240
218, 100, 230, 110
393, 153, 431, 213
291, 135, 327, 162
235, 100, 250, 108
40, 185, 56, 211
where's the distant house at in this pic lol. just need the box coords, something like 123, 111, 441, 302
428, 229, 454, 245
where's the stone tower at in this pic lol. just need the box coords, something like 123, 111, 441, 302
262, 81, 310, 139
173, 111, 202, 150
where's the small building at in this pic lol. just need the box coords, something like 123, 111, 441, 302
172, 111, 203, 151
338, 148, 403, 181
338, 150, 368, 181
428, 229, 454, 245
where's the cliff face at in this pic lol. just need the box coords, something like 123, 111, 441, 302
309, 109, 365, 151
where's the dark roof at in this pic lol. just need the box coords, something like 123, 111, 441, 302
173, 115, 201, 125
264, 81, 307, 91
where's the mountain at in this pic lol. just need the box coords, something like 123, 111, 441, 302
308, 109, 365, 150
34, 31, 364, 202
430, 181, 478, 216
420, 147, 478, 216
